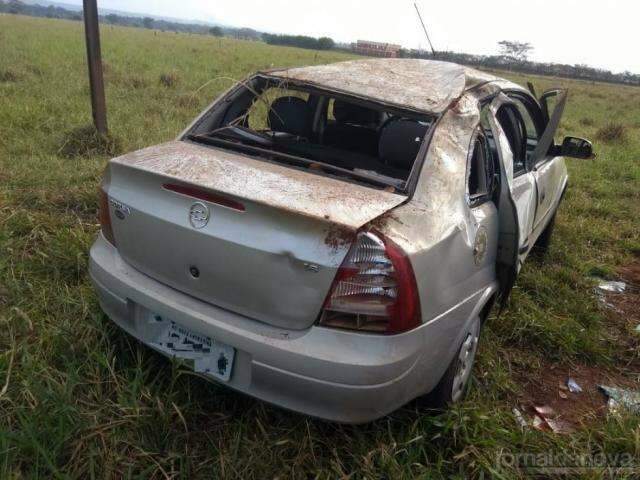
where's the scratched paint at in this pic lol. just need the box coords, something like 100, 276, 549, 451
111, 141, 406, 230
265, 59, 467, 115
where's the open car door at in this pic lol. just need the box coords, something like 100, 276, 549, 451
486, 94, 521, 311
490, 89, 569, 310
532, 89, 568, 165
530, 88, 569, 232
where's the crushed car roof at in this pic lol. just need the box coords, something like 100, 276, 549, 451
264, 59, 516, 115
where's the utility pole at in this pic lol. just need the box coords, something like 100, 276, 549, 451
82, 0, 108, 135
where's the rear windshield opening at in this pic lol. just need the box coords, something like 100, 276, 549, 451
186, 76, 434, 191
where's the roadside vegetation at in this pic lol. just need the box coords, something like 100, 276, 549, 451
1, 15, 639, 479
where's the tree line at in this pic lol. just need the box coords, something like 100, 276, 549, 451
2, 0, 637, 85
0, 0, 262, 39
262, 34, 335, 50
397, 48, 640, 87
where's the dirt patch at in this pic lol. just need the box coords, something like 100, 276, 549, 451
176, 93, 200, 109
0, 68, 21, 82
513, 259, 640, 430
598, 258, 640, 358
160, 71, 179, 88
514, 362, 637, 427
113, 74, 148, 90
59, 125, 122, 158
607, 261, 640, 325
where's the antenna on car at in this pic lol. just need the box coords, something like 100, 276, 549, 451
414, 2, 437, 58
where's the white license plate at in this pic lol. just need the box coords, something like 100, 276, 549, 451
146, 312, 235, 382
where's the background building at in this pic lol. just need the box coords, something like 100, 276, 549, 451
352, 40, 402, 58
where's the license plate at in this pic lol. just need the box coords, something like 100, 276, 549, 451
146, 312, 235, 382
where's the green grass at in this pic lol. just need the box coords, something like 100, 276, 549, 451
1, 14, 640, 479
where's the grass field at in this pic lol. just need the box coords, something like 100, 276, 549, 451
1, 14, 640, 479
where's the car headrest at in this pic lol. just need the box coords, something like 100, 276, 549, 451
378, 119, 429, 170
333, 100, 379, 126
267, 96, 312, 137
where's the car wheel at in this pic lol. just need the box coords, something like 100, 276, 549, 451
420, 316, 481, 409
534, 212, 557, 254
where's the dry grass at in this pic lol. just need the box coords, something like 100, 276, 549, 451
59, 125, 122, 158
596, 122, 628, 143
159, 71, 180, 88
0, 67, 20, 82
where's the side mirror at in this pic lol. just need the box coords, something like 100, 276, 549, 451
560, 136, 594, 159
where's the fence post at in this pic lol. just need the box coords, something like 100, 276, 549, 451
82, 0, 108, 135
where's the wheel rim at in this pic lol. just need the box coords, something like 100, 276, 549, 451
451, 318, 480, 403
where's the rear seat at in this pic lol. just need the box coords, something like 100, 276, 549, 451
323, 101, 381, 157
265, 96, 429, 181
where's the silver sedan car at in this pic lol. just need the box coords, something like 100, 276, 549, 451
89, 59, 592, 423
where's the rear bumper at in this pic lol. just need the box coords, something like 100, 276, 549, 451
89, 234, 495, 423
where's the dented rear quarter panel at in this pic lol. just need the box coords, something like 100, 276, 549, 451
374, 92, 499, 370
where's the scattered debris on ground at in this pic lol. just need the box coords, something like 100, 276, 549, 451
515, 362, 638, 429
594, 279, 626, 311
597, 259, 640, 352
512, 260, 640, 433
599, 385, 640, 415
567, 378, 583, 393
596, 280, 627, 294
512, 404, 575, 434
513, 407, 528, 429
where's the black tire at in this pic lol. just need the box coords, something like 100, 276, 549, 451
533, 212, 557, 254
419, 317, 481, 409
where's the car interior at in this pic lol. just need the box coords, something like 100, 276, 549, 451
188, 79, 435, 189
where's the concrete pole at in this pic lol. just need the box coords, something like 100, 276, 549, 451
82, 0, 108, 135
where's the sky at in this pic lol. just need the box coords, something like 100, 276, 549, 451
68, 0, 639, 73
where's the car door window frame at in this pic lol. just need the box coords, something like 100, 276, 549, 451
505, 91, 546, 169
494, 103, 529, 178
466, 126, 496, 208
466, 124, 497, 208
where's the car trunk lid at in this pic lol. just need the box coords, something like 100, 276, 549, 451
105, 141, 406, 330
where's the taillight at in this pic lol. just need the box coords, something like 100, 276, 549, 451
319, 231, 421, 334
98, 188, 116, 246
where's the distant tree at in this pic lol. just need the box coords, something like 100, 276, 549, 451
498, 40, 533, 62
317, 37, 335, 50
209, 26, 223, 37
142, 17, 154, 29
105, 14, 121, 25
263, 33, 333, 50
7, 0, 22, 14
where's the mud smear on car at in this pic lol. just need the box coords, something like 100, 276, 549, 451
324, 224, 355, 251
114, 141, 407, 230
